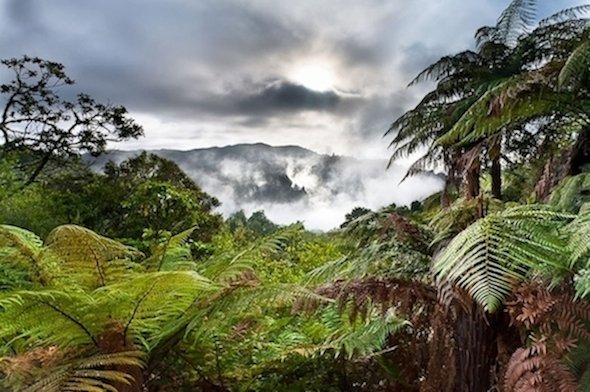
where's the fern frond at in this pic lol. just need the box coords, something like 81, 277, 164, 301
44, 225, 143, 288
408, 51, 478, 86
495, 0, 537, 47
559, 40, 590, 89
434, 205, 573, 312
429, 196, 504, 246
20, 351, 145, 392
550, 172, 590, 213
144, 226, 196, 271
0, 289, 100, 349
0, 225, 49, 287
539, 5, 590, 27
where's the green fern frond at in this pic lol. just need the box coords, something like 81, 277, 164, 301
324, 308, 406, 360
198, 226, 301, 283
566, 211, 590, 298
559, 40, 590, 89
20, 351, 144, 392
434, 205, 573, 312
144, 226, 196, 271
1, 225, 43, 250
44, 225, 143, 288
429, 196, 504, 246
0, 225, 50, 287
550, 172, 590, 213
0, 289, 100, 349
436, 75, 571, 147
408, 51, 479, 86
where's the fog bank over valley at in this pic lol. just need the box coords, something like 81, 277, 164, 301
90, 143, 444, 230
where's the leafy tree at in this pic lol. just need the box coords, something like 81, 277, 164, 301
0, 56, 142, 186
387, 1, 590, 203
340, 206, 371, 228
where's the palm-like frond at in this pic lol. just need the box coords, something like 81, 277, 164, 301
539, 5, 590, 27
495, 0, 537, 47
436, 72, 572, 147
0, 225, 49, 287
559, 40, 590, 89
408, 51, 478, 86
433, 205, 573, 312
144, 226, 196, 271
19, 351, 145, 392
44, 225, 143, 288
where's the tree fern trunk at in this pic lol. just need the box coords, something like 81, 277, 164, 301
464, 155, 480, 200
568, 125, 590, 175
454, 302, 498, 392
489, 139, 502, 200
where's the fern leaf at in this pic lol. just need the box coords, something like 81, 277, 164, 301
539, 4, 590, 27
44, 225, 143, 288
559, 40, 590, 89
434, 205, 572, 312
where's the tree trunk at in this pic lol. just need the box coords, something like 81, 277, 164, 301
464, 155, 480, 200
489, 138, 502, 200
442, 150, 462, 207
453, 302, 499, 392
568, 125, 590, 175
491, 156, 501, 200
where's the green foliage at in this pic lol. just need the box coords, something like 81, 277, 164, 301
434, 205, 573, 312
560, 40, 590, 89
550, 172, 590, 213
429, 196, 504, 246
309, 208, 432, 283
340, 207, 372, 228
226, 210, 280, 242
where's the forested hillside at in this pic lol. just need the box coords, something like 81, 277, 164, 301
87, 145, 443, 230
3, 1, 590, 391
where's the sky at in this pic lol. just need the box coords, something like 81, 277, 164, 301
0, 0, 581, 160
0, 0, 584, 229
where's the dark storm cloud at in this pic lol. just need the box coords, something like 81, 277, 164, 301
6, 0, 36, 24
1, 0, 580, 157
234, 81, 340, 113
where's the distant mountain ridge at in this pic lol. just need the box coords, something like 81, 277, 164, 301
86, 143, 444, 229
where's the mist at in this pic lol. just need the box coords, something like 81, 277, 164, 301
91, 143, 444, 231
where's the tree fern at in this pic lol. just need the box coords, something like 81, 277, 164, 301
433, 205, 573, 312
559, 40, 590, 89
44, 225, 144, 288
539, 4, 590, 27
494, 0, 537, 47
18, 352, 145, 392
550, 172, 590, 213
0, 225, 49, 287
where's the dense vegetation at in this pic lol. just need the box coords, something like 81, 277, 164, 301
4, 0, 590, 391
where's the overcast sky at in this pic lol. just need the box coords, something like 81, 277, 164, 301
0, 0, 581, 159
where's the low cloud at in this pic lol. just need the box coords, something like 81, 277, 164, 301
91, 145, 444, 230
234, 81, 341, 113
